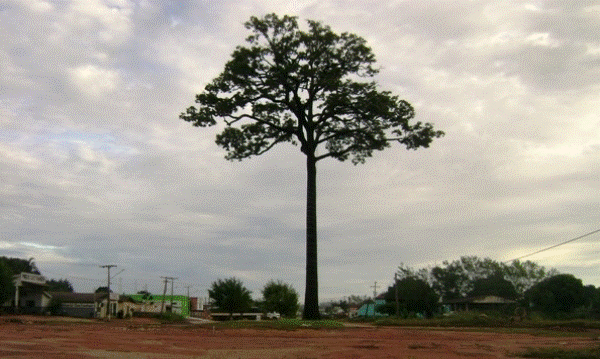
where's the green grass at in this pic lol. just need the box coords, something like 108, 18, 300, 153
153, 312, 187, 323
201, 318, 344, 330
514, 346, 600, 359
374, 312, 600, 331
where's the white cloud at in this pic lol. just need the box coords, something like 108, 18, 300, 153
68, 64, 120, 97
526, 32, 561, 47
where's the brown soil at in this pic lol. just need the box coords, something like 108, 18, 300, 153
0, 315, 597, 358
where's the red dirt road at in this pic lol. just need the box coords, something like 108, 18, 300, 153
0, 316, 597, 358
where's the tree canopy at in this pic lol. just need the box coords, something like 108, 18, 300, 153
180, 14, 444, 319
382, 276, 439, 318
525, 274, 586, 314
208, 277, 253, 317
47, 279, 74, 293
0, 256, 40, 275
261, 280, 299, 317
0, 260, 15, 305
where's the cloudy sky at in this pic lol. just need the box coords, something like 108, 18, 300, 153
1, 0, 599, 302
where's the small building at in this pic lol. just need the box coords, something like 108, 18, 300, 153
355, 298, 388, 318
8, 272, 52, 314
49, 292, 97, 318
443, 295, 517, 312
50, 292, 138, 319
127, 294, 190, 317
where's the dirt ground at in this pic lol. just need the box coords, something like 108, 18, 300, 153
0, 316, 597, 359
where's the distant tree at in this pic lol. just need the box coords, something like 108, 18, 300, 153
95, 287, 112, 294
209, 278, 253, 318
502, 260, 558, 297
381, 277, 439, 318
429, 256, 556, 301
525, 274, 586, 314
180, 13, 444, 319
468, 272, 518, 299
47, 279, 74, 293
583, 285, 600, 309
0, 260, 15, 306
137, 290, 153, 311
261, 280, 299, 318
0, 256, 40, 275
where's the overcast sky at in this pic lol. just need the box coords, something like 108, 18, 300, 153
1, 0, 599, 302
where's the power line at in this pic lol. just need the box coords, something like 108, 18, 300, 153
503, 228, 600, 263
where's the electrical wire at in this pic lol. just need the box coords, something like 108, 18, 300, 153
503, 228, 600, 263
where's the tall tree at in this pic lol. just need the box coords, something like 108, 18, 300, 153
180, 14, 444, 319
208, 278, 253, 318
261, 280, 300, 317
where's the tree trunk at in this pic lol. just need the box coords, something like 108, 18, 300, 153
303, 155, 320, 319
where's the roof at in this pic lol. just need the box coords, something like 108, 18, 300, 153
50, 292, 97, 303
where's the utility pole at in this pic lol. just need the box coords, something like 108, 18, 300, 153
371, 281, 378, 299
394, 273, 399, 317
100, 265, 116, 320
160, 277, 169, 314
170, 277, 178, 311
160, 276, 176, 314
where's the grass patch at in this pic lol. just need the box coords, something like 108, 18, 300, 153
153, 312, 187, 323
202, 318, 344, 330
514, 346, 600, 359
374, 312, 600, 332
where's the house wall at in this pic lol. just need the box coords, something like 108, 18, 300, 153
128, 294, 190, 317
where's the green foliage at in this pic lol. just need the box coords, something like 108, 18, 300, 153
423, 256, 557, 301
154, 312, 186, 322
95, 287, 112, 294
525, 274, 586, 314
0, 260, 15, 305
209, 277, 253, 316
382, 277, 439, 317
261, 280, 299, 317
468, 272, 518, 299
181, 13, 442, 164
0, 256, 40, 275
180, 13, 443, 319
47, 279, 74, 292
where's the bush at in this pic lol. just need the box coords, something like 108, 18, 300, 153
154, 312, 186, 322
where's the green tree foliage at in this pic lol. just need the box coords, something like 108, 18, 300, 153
261, 280, 299, 317
429, 256, 556, 301
209, 278, 253, 317
95, 286, 112, 293
502, 259, 558, 296
0, 256, 40, 275
468, 272, 518, 299
0, 260, 15, 306
47, 279, 74, 292
524, 274, 586, 314
381, 276, 439, 318
180, 13, 443, 320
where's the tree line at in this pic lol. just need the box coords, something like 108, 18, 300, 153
378, 256, 600, 319
208, 278, 299, 318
